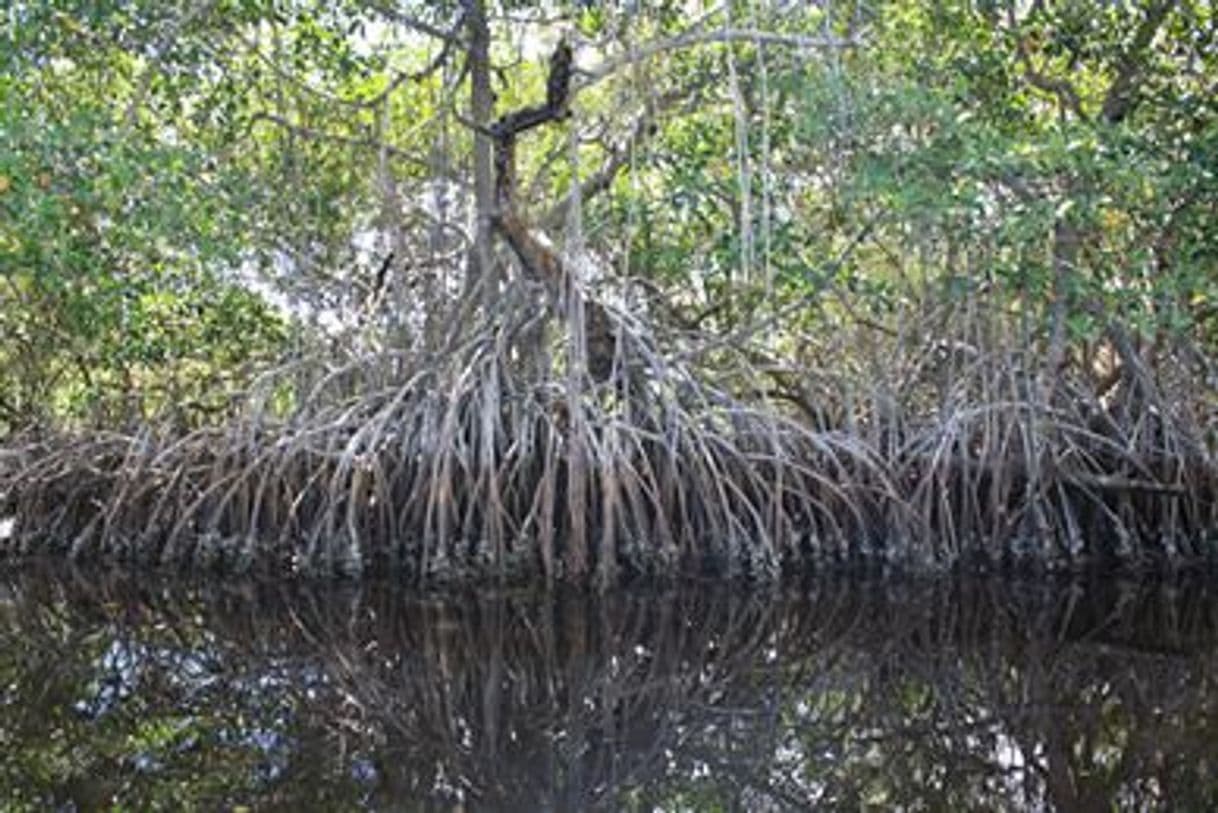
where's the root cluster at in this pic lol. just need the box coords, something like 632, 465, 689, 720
3, 288, 1214, 583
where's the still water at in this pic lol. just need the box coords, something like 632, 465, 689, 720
0, 564, 1216, 811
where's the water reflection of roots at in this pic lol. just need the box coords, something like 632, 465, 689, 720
4, 568, 1218, 809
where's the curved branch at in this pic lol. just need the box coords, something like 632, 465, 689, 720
487, 40, 615, 381
1016, 40, 1085, 120
366, 4, 464, 45
583, 27, 860, 85
1101, 1, 1175, 124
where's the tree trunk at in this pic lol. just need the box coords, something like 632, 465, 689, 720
465, 0, 496, 310
1043, 217, 1079, 401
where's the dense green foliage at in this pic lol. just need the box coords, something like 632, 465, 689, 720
2, 7, 289, 427
3, 1, 1214, 433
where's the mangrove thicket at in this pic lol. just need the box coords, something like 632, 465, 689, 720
1, 0, 1217, 583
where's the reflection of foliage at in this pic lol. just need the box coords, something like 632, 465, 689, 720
1, 568, 1217, 810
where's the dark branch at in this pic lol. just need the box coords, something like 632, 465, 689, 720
483, 40, 617, 382
487, 39, 576, 208
1016, 38, 1085, 120
1101, 1, 1175, 124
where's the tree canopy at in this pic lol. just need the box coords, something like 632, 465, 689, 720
3, 1, 1211, 431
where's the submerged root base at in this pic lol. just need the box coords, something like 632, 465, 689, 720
2, 307, 1216, 583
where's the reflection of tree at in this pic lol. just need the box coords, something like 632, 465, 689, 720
1, 568, 1217, 810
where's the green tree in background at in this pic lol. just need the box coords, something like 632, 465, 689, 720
6, 1, 1213, 435
2, 2, 293, 429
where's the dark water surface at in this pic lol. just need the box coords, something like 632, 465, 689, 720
1, 565, 1217, 811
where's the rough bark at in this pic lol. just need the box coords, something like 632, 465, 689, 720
465, 0, 497, 309
488, 40, 616, 382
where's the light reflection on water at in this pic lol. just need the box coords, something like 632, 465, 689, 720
0, 564, 1216, 811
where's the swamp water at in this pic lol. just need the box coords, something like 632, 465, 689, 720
0, 565, 1216, 811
